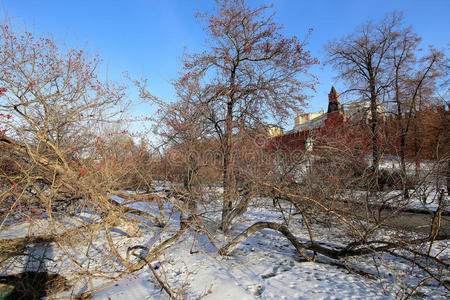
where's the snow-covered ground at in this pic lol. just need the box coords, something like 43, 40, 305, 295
87, 201, 449, 299
89, 239, 393, 300
1, 193, 449, 299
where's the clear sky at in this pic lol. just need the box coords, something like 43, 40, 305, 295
1, 0, 449, 129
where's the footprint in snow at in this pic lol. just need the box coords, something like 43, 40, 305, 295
274, 262, 291, 273
261, 272, 276, 279
248, 284, 264, 296
279, 264, 291, 272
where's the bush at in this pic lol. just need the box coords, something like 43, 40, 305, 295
379, 169, 416, 190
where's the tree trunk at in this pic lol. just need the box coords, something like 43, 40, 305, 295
446, 158, 450, 195
221, 101, 234, 232
369, 78, 380, 189
395, 86, 409, 199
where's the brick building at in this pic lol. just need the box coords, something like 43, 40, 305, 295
268, 86, 350, 154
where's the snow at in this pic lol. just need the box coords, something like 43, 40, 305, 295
1, 192, 449, 299
89, 238, 392, 300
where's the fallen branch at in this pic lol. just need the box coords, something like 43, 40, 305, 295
219, 221, 450, 265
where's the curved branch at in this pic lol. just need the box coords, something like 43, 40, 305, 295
219, 221, 338, 260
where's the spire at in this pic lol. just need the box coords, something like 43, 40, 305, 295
330, 84, 336, 94
327, 85, 342, 113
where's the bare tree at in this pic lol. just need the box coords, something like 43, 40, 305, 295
144, 0, 319, 233
388, 27, 446, 198
325, 12, 403, 183
0, 20, 177, 297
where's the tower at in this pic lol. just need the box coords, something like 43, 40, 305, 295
327, 85, 342, 113
325, 85, 347, 127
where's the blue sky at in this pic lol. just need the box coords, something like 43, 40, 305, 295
1, 0, 449, 129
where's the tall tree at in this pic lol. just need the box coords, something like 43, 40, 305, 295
164, 0, 319, 232
325, 12, 402, 183
391, 44, 445, 189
